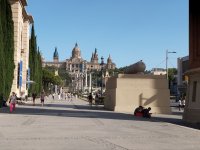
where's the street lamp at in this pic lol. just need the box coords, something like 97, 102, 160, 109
90, 72, 92, 94
166, 49, 176, 80
100, 56, 104, 97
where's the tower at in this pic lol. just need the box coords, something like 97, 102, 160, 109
91, 48, 98, 63
107, 54, 112, 69
72, 43, 81, 59
53, 47, 59, 63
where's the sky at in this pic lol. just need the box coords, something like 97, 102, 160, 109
27, 0, 189, 70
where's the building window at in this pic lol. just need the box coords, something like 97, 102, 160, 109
192, 81, 197, 102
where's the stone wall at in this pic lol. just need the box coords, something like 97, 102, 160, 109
104, 74, 171, 114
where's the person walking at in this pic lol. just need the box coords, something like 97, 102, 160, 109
40, 91, 45, 107
88, 93, 93, 106
95, 93, 99, 105
9, 92, 17, 113
178, 99, 182, 111
32, 93, 36, 106
181, 97, 186, 109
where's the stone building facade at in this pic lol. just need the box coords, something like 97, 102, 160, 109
183, 0, 200, 123
43, 43, 116, 92
9, 0, 33, 96
43, 43, 116, 73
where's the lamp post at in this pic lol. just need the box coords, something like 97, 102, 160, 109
166, 50, 176, 80
100, 56, 104, 97
90, 72, 92, 94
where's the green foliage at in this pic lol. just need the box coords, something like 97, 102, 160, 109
0, 0, 15, 105
29, 25, 43, 95
44, 66, 71, 86
168, 68, 177, 81
42, 68, 62, 92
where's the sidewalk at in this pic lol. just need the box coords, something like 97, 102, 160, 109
0, 97, 200, 150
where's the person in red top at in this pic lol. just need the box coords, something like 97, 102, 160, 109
9, 92, 17, 113
134, 106, 144, 116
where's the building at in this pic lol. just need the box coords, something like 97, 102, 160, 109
104, 74, 171, 114
9, 0, 33, 96
183, 0, 200, 123
43, 43, 116, 92
177, 56, 189, 96
151, 68, 166, 75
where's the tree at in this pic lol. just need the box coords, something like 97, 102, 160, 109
168, 68, 177, 81
29, 25, 42, 95
0, 0, 15, 105
42, 68, 62, 93
44, 66, 72, 87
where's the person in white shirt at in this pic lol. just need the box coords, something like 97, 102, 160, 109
182, 97, 186, 108
178, 99, 182, 111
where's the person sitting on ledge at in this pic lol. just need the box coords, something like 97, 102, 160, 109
142, 107, 152, 118
134, 106, 144, 116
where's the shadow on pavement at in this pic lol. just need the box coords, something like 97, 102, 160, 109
1, 103, 200, 130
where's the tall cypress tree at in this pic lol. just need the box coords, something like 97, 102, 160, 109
0, 0, 15, 105
4, 0, 15, 99
29, 25, 36, 94
0, 15, 6, 100
29, 25, 42, 95
37, 48, 43, 93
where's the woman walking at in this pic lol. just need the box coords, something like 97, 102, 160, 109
9, 92, 17, 113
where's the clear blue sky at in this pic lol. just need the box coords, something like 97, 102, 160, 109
27, 0, 188, 70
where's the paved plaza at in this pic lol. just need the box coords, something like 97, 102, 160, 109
0, 97, 200, 150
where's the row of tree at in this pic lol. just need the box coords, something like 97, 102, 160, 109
28, 25, 43, 96
0, 0, 64, 105
42, 68, 63, 93
29, 26, 66, 95
0, 0, 15, 104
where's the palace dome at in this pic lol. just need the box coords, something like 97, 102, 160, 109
72, 43, 81, 58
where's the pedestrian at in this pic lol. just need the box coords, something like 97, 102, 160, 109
181, 97, 186, 109
178, 99, 182, 111
58, 92, 61, 100
134, 106, 144, 116
32, 92, 36, 106
9, 92, 17, 113
52, 93, 55, 100
95, 93, 99, 105
1, 94, 7, 107
70, 93, 73, 102
88, 93, 93, 106
142, 107, 152, 118
65, 92, 67, 100
67, 93, 71, 102
40, 91, 45, 107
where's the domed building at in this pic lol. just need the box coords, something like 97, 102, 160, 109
43, 43, 116, 91
65, 43, 87, 74
106, 54, 115, 70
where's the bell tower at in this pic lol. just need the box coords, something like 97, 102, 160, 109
53, 47, 59, 63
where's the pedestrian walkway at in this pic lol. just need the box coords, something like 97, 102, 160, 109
0, 97, 200, 150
